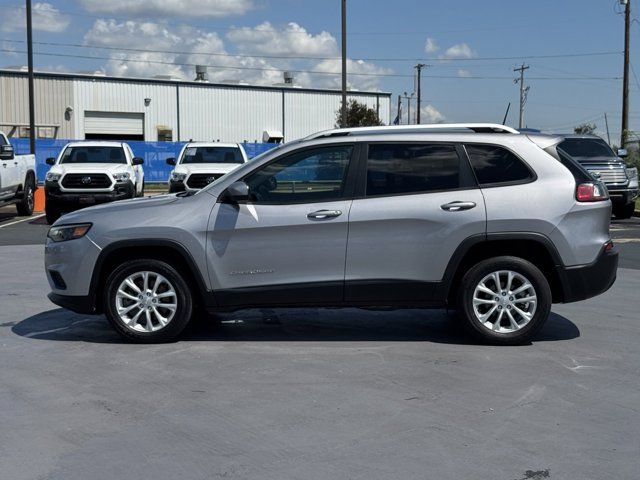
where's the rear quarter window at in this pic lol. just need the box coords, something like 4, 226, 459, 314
465, 144, 534, 186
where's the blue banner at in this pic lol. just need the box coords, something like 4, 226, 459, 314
9, 139, 278, 183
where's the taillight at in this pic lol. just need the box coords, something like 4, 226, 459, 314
576, 182, 608, 202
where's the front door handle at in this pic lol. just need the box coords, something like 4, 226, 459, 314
441, 201, 477, 212
307, 209, 342, 220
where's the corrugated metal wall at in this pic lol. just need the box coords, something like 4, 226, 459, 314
1, 72, 391, 143
179, 85, 283, 143
0, 75, 74, 138
73, 79, 177, 141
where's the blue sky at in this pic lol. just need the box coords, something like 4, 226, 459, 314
0, 0, 638, 143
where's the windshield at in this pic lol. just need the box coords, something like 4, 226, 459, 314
60, 146, 126, 164
559, 138, 615, 158
195, 144, 286, 195
181, 146, 244, 164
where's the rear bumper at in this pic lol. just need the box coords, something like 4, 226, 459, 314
557, 247, 618, 303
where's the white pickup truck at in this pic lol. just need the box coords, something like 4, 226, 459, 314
167, 142, 248, 192
0, 132, 37, 216
44, 141, 145, 224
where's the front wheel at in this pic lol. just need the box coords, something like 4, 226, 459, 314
103, 259, 193, 343
457, 256, 552, 345
45, 204, 61, 224
16, 177, 35, 216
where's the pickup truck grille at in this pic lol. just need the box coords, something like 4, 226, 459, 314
61, 173, 112, 189
186, 173, 224, 189
583, 165, 628, 186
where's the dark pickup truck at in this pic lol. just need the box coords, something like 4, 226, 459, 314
559, 134, 638, 219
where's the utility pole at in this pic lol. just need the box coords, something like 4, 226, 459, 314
414, 63, 428, 124
26, 0, 36, 154
513, 64, 530, 129
604, 112, 612, 145
340, 0, 347, 128
397, 94, 401, 125
621, 0, 631, 147
402, 92, 414, 125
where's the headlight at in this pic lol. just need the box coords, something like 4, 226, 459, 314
47, 223, 92, 242
113, 172, 131, 182
171, 172, 186, 182
626, 167, 638, 180
46, 172, 61, 182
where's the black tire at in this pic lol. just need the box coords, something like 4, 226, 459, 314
103, 259, 193, 343
457, 256, 552, 345
16, 176, 35, 216
45, 204, 61, 224
613, 202, 635, 220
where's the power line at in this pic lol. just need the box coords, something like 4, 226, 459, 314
0, 38, 624, 63
0, 48, 626, 81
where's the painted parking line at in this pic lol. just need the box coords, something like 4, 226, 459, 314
0, 214, 45, 229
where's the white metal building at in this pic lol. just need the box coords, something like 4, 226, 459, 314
0, 69, 391, 143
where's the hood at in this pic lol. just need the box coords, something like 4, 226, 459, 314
54, 194, 180, 224
175, 163, 242, 175
52, 163, 130, 174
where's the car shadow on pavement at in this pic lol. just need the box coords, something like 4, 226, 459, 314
11, 307, 580, 345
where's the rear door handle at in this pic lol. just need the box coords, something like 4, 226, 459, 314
307, 209, 342, 220
441, 201, 477, 212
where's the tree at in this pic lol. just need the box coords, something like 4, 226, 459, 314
335, 100, 383, 128
574, 123, 597, 135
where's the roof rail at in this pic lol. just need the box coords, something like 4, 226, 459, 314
305, 123, 520, 140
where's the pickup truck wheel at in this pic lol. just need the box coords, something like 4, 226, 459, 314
45, 205, 61, 225
613, 202, 635, 219
104, 259, 193, 343
457, 256, 551, 345
16, 177, 35, 216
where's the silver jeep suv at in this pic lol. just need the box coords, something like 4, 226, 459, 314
45, 124, 618, 345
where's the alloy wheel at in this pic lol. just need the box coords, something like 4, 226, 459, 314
471, 270, 537, 334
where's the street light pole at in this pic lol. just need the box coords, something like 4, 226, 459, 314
26, 0, 36, 154
340, 0, 347, 128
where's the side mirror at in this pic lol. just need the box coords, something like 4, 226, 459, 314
0, 144, 15, 160
132, 157, 144, 165
224, 181, 250, 202
45, 157, 56, 165
617, 148, 628, 158
166, 157, 176, 166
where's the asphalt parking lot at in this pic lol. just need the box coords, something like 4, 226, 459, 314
1, 206, 639, 480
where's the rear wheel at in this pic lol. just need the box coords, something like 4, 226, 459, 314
613, 202, 635, 219
457, 256, 551, 345
16, 177, 35, 216
103, 259, 193, 343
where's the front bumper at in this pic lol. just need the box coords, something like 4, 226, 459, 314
557, 247, 618, 303
168, 180, 186, 193
48, 292, 96, 314
607, 187, 639, 205
45, 234, 101, 298
45, 181, 135, 209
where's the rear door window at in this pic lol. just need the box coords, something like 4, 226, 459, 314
365, 144, 471, 196
465, 144, 534, 186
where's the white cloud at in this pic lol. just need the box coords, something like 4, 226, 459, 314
420, 104, 446, 124
457, 69, 471, 77
424, 37, 439, 54
439, 43, 476, 60
1, 2, 70, 33
79, 0, 253, 18
227, 22, 337, 56
83, 19, 390, 91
